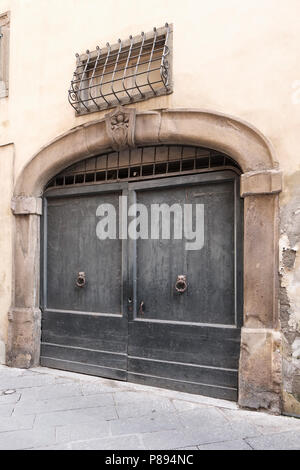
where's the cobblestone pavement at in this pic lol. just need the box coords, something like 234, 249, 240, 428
0, 365, 299, 450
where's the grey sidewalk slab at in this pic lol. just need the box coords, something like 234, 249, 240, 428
0, 365, 299, 450
32, 366, 238, 410
141, 421, 258, 450
13, 393, 115, 415
115, 398, 177, 419
17, 382, 83, 401
171, 399, 208, 412
177, 408, 261, 440
81, 381, 133, 395
220, 407, 300, 435
177, 407, 229, 429
198, 439, 252, 450
0, 374, 56, 391
35, 405, 118, 427
110, 411, 182, 436
0, 366, 25, 378
246, 431, 300, 450
0, 391, 21, 405
56, 420, 110, 443
16, 383, 83, 405
175, 446, 198, 450
0, 425, 57, 450
33, 443, 73, 450
0, 403, 14, 417
0, 414, 35, 433
71, 434, 145, 450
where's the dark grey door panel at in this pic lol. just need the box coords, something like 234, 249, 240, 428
46, 193, 122, 314
132, 180, 235, 325
41, 186, 128, 380
41, 170, 243, 399
127, 172, 243, 400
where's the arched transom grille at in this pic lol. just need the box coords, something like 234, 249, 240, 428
46, 145, 241, 189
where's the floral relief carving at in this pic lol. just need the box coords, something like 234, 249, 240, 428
105, 106, 136, 151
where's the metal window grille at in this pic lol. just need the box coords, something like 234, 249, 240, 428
68, 24, 173, 115
46, 145, 241, 190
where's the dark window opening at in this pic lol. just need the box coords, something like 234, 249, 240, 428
45, 145, 241, 190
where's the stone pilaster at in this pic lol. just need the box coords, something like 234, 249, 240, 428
7, 199, 42, 368
239, 171, 282, 413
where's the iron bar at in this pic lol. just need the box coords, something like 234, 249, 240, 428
71, 58, 163, 86
68, 53, 83, 112
69, 80, 164, 106
122, 35, 134, 101
89, 46, 101, 110
77, 50, 91, 112
111, 39, 123, 104
73, 38, 166, 71
146, 27, 158, 95
72, 70, 162, 95
160, 23, 170, 90
134, 31, 146, 98
98, 42, 111, 107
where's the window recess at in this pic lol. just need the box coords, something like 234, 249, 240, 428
0, 11, 10, 98
68, 23, 173, 115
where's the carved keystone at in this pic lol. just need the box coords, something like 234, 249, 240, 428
105, 105, 136, 151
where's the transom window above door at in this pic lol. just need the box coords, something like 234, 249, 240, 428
46, 145, 241, 189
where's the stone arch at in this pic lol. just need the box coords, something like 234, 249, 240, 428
8, 108, 283, 413
14, 109, 277, 197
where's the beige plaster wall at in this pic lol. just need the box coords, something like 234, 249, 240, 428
0, 0, 299, 175
0, 0, 299, 411
0, 144, 13, 363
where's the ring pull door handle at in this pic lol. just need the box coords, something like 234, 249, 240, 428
76, 272, 86, 288
175, 275, 187, 294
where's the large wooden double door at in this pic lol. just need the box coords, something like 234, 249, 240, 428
41, 169, 243, 400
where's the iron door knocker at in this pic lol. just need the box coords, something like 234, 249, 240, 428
175, 275, 187, 294
76, 272, 86, 288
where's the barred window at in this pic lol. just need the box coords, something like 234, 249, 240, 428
68, 23, 173, 115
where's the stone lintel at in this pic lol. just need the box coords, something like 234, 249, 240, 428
239, 327, 282, 414
241, 170, 282, 197
11, 196, 43, 215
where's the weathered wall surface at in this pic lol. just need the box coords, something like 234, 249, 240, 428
280, 172, 300, 415
0, 0, 299, 412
